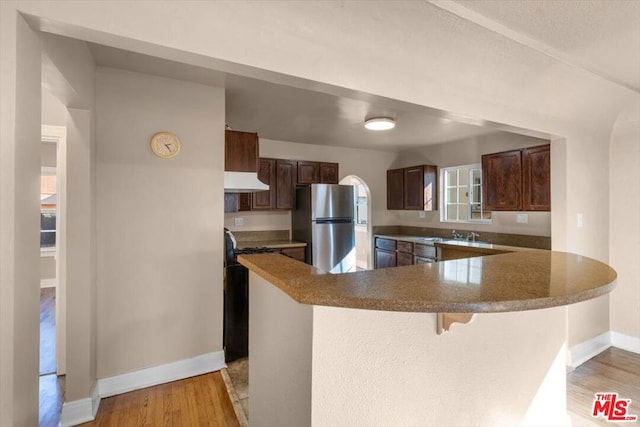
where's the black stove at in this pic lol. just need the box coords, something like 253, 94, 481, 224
224, 231, 280, 362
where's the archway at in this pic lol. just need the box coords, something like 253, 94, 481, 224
339, 175, 372, 270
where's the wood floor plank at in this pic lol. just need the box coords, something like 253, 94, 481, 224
567, 348, 640, 426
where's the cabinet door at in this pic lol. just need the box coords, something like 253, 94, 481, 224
280, 247, 306, 263
297, 161, 319, 184
522, 144, 551, 211
319, 162, 339, 184
225, 130, 259, 172
276, 159, 296, 209
238, 194, 252, 211
387, 169, 404, 210
252, 158, 277, 210
423, 165, 438, 211
482, 149, 522, 211
375, 249, 396, 269
397, 251, 414, 266
404, 166, 424, 210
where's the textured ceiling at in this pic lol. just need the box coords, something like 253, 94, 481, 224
448, 0, 640, 91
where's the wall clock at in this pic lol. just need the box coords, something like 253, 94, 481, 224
150, 131, 181, 159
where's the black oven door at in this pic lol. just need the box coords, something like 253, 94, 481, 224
223, 264, 249, 362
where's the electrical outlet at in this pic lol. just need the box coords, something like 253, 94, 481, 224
516, 213, 528, 224
234, 217, 244, 227
419, 211, 426, 219
577, 213, 583, 228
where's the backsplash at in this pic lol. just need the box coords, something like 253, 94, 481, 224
230, 229, 290, 242
372, 225, 551, 249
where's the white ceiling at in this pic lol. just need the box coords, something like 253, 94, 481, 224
445, 0, 640, 92
89, 42, 502, 151
88, 0, 638, 151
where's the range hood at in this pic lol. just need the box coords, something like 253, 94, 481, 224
224, 171, 269, 193
224, 129, 269, 193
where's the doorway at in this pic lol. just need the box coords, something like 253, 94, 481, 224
39, 124, 66, 427
339, 175, 372, 270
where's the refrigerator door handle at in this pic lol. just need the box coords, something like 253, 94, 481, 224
314, 218, 354, 224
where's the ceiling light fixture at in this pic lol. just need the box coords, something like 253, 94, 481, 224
364, 117, 395, 131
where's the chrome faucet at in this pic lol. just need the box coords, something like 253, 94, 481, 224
466, 232, 480, 242
451, 230, 464, 240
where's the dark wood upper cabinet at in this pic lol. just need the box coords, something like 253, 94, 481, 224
403, 165, 438, 210
387, 165, 437, 211
252, 158, 277, 210
482, 144, 550, 212
319, 162, 339, 184
297, 161, 319, 185
522, 144, 551, 211
225, 130, 259, 172
238, 193, 252, 211
276, 159, 296, 209
387, 169, 404, 210
482, 149, 522, 211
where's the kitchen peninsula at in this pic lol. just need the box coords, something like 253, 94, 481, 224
238, 251, 616, 427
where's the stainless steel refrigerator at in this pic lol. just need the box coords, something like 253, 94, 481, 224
292, 184, 356, 273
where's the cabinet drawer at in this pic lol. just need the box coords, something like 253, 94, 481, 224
415, 256, 436, 264
414, 244, 436, 258
397, 241, 414, 253
375, 238, 397, 251
397, 251, 414, 266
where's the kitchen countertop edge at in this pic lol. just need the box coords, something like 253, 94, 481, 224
238, 251, 617, 314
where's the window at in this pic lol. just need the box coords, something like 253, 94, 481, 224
40, 170, 57, 248
441, 164, 491, 223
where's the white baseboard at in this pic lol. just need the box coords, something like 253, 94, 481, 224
98, 350, 225, 398
60, 383, 99, 427
568, 331, 611, 369
610, 331, 640, 354
60, 351, 225, 426
40, 278, 57, 288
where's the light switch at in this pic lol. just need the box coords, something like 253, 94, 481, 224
577, 213, 583, 228
234, 217, 244, 227
516, 213, 528, 224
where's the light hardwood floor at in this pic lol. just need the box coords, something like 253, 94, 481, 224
567, 347, 640, 426
78, 372, 239, 427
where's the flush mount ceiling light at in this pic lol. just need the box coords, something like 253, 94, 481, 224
364, 117, 395, 131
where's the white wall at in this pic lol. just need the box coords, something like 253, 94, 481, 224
397, 132, 552, 236
224, 138, 399, 232
96, 67, 225, 378
0, 10, 42, 426
609, 100, 640, 348
42, 87, 67, 126
40, 31, 98, 402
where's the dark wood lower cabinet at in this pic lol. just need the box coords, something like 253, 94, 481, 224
375, 249, 397, 269
396, 251, 413, 266
280, 246, 306, 263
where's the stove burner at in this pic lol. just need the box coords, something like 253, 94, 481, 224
233, 247, 280, 256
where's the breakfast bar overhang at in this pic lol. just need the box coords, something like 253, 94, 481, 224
238, 251, 616, 427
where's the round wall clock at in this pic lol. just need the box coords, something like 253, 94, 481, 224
150, 131, 181, 159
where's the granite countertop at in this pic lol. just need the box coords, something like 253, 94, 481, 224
238, 251, 616, 313
375, 234, 545, 252
236, 240, 307, 250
